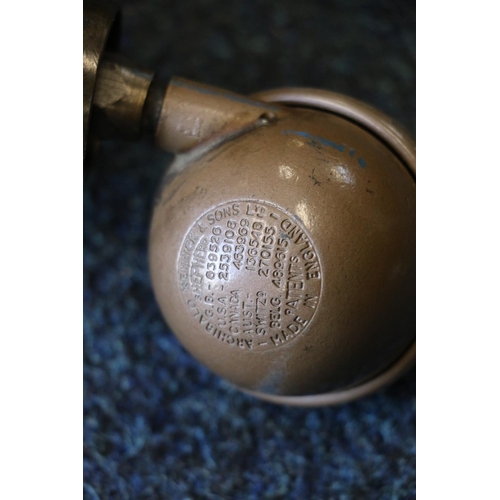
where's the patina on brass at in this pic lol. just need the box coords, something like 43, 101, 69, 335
83, 9, 416, 405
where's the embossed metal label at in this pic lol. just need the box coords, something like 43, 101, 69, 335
177, 201, 322, 351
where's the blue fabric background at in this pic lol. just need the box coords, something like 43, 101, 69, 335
84, 1, 416, 498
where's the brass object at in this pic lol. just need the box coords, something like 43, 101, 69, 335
84, 4, 415, 406
93, 56, 154, 140
83, 1, 120, 157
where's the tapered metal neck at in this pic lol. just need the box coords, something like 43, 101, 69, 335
91, 57, 284, 155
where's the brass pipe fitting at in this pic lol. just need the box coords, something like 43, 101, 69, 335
92, 56, 154, 140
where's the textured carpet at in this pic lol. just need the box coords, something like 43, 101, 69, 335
83, 1, 416, 498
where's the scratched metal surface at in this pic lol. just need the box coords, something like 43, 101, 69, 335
83, 1, 415, 498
